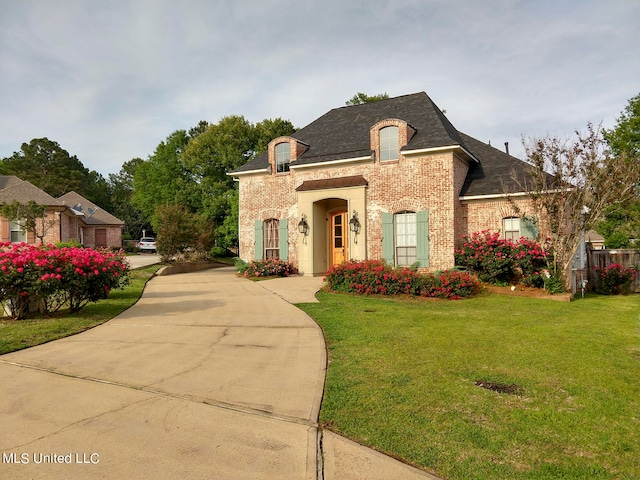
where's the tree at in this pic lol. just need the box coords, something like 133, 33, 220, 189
108, 158, 151, 239
134, 116, 296, 251
0, 200, 56, 244
0, 138, 112, 207
181, 115, 296, 248
516, 123, 640, 286
345, 92, 389, 105
131, 129, 200, 221
597, 93, 640, 247
152, 204, 199, 260
604, 93, 640, 157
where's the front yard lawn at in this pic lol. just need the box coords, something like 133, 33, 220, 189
299, 292, 640, 480
0, 265, 161, 355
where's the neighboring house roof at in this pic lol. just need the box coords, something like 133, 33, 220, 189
57, 191, 125, 226
0, 175, 62, 206
231, 92, 549, 198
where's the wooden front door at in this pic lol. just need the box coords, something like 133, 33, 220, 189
95, 229, 107, 248
330, 210, 348, 266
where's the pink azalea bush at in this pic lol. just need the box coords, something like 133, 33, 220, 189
455, 231, 549, 287
0, 243, 130, 319
324, 259, 480, 300
594, 263, 638, 295
243, 258, 294, 278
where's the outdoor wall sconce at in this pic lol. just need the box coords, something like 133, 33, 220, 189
298, 214, 309, 236
349, 210, 361, 235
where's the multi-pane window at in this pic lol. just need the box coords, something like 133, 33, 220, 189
264, 219, 280, 259
503, 217, 521, 242
395, 212, 417, 266
275, 142, 290, 173
380, 126, 399, 161
10, 220, 26, 243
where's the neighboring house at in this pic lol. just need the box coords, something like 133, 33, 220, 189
58, 191, 124, 249
0, 175, 65, 244
230, 92, 541, 276
0, 175, 124, 248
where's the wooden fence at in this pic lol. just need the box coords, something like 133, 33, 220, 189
588, 249, 640, 293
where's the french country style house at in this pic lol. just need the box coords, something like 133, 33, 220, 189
230, 92, 539, 276
0, 175, 124, 249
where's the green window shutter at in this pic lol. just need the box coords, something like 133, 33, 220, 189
521, 216, 539, 240
382, 212, 395, 264
416, 210, 430, 268
278, 219, 289, 261
254, 220, 263, 261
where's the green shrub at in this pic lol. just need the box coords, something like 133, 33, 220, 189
595, 263, 638, 294
56, 240, 83, 249
211, 246, 228, 258
234, 258, 249, 274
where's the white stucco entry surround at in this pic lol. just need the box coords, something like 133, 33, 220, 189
296, 185, 367, 276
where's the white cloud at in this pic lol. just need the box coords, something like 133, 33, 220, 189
1, 0, 638, 174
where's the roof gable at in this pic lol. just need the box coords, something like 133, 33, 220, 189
232, 92, 471, 173
57, 191, 124, 226
0, 175, 62, 206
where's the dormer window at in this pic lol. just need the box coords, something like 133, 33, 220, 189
275, 142, 290, 173
380, 126, 399, 161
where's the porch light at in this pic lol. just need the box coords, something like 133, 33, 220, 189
349, 211, 361, 235
297, 214, 309, 236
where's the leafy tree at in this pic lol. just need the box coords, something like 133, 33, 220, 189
134, 116, 296, 251
0, 200, 55, 244
597, 93, 640, 247
345, 92, 389, 105
604, 93, 640, 157
0, 138, 112, 207
131, 130, 200, 220
108, 158, 151, 239
253, 118, 296, 155
515, 123, 640, 286
152, 204, 198, 260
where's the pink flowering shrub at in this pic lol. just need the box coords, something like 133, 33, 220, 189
594, 263, 638, 295
324, 259, 480, 300
0, 243, 130, 319
243, 258, 294, 278
455, 231, 549, 287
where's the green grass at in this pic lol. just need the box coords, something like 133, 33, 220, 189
299, 291, 640, 480
0, 265, 161, 355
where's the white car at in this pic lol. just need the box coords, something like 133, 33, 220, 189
138, 237, 157, 253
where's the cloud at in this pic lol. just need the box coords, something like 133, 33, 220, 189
1, 0, 638, 174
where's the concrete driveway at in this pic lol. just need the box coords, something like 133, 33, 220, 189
0, 267, 440, 480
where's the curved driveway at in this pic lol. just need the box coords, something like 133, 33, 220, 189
0, 267, 440, 480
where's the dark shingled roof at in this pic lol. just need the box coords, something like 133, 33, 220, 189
458, 133, 536, 197
232, 92, 542, 197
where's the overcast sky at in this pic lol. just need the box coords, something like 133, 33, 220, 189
1, 0, 638, 177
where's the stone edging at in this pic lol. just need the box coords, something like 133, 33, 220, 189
155, 262, 229, 276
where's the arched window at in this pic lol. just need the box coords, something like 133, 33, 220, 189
264, 218, 280, 259
380, 126, 399, 161
275, 142, 290, 173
